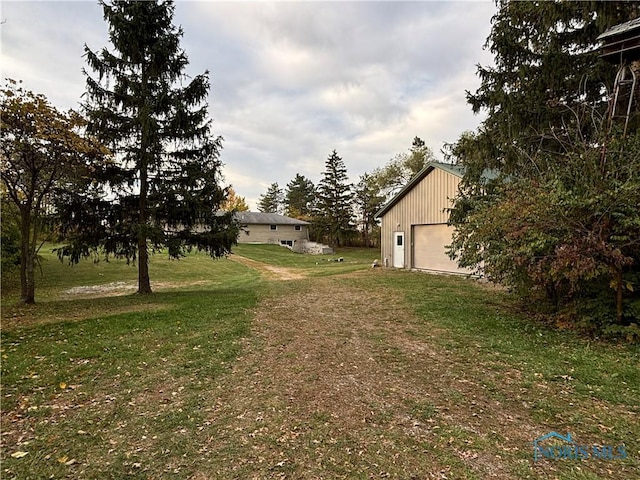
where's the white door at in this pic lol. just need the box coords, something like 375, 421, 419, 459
393, 231, 405, 268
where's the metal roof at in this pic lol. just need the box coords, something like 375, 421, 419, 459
374, 161, 465, 219
597, 17, 640, 62
234, 211, 310, 225
597, 17, 640, 41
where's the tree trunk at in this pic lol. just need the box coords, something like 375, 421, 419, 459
137, 157, 152, 295
615, 267, 624, 323
19, 209, 35, 304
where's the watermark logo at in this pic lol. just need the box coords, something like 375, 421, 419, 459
533, 431, 626, 462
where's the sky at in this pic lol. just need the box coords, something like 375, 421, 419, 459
1, 1, 496, 209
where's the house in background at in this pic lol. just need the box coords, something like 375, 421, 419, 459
235, 211, 310, 247
375, 161, 473, 274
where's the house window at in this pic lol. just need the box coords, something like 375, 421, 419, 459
294, 225, 301, 231
270, 225, 277, 231
281, 240, 293, 247
396, 235, 403, 246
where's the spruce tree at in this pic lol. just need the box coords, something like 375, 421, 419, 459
316, 150, 354, 246
284, 174, 316, 219
447, 2, 640, 329
257, 183, 284, 214
464, 1, 640, 178
60, 0, 237, 294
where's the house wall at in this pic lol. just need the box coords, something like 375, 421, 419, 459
380, 168, 460, 268
238, 224, 309, 245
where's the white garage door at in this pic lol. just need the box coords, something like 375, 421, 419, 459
412, 224, 470, 274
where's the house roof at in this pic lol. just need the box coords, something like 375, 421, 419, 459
374, 161, 465, 219
234, 211, 310, 225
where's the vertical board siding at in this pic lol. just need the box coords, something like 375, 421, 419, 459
379, 168, 460, 268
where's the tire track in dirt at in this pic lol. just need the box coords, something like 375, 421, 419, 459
199, 273, 553, 479
229, 254, 306, 281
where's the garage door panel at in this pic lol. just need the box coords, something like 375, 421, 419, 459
413, 224, 470, 274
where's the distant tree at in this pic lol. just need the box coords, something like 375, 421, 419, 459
284, 173, 316, 219
0, 80, 105, 304
257, 182, 283, 214
354, 172, 385, 247
371, 136, 435, 198
220, 187, 249, 212
58, 0, 238, 295
316, 150, 354, 246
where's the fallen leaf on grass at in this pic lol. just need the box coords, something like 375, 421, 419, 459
11, 451, 28, 458
59, 382, 67, 390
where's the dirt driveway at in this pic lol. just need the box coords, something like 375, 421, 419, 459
199, 266, 552, 479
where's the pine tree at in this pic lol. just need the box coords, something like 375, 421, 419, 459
354, 173, 385, 247
257, 183, 283, 214
448, 2, 640, 330
59, 0, 238, 294
316, 150, 354, 246
464, 1, 640, 177
284, 173, 316, 219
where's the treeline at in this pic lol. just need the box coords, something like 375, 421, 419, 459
255, 137, 435, 247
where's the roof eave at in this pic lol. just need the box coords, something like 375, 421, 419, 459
374, 162, 463, 219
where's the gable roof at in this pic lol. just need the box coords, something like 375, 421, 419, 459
374, 161, 464, 219
234, 211, 310, 225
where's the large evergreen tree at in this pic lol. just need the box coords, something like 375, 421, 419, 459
448, 2, 640, 331
316, 150, 354, 246
284, 173, 316, 219
59, 0, 237, 294
257, 182, 283, 214
463, 1, 639, 178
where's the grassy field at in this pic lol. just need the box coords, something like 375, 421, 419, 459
1, 244, 639, 479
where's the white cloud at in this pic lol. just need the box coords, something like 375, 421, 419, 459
1, 1, 496, 210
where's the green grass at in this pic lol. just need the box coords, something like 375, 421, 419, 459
2, 248, 261, 479
357, 270, 640, 478
2, 246, 639, 479
233, 243, 378, 276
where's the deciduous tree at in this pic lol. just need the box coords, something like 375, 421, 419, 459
0, 80, 105, 303
220, 187, 249, 212
371, 136, 435, 198
354, 172, 385, 247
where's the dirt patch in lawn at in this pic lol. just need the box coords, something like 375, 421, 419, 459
199, 272, 559, 479
229, 254, 306, 281
61, 280, 212, 297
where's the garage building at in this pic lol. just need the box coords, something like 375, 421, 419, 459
375, 161, 472, 274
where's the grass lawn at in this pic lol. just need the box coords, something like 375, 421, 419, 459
1, 244, 638, 479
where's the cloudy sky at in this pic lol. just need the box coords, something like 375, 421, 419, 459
1, 0, 496, 209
